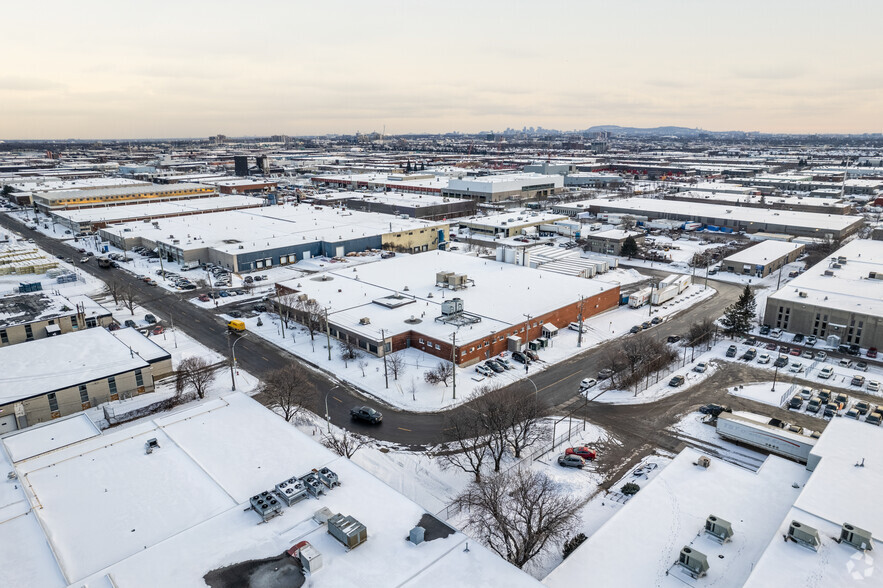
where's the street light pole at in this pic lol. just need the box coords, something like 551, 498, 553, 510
325, 385, 339, 433
771, 362, 779, 392
229, 333, 245, 391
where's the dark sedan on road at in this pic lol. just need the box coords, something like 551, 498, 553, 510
350, 406, 383, 424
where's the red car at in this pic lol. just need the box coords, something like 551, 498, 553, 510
868, 348, 878, 358
765, 343, 777, 350
789, 348, 801, 356
152, 326, 165, 335
565, 446, 597, 461
198, 294, 210, 302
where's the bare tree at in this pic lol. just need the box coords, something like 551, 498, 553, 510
505, 387, 547, 458
686, 317, 716, 350
357, 358, 368, 377
258, 363, 315, 422
321, 429, 369, 458
339, 339, 359, 368
424, 361, 454, 387
438, 410, 488, 483
104, 278, 123, 304
454, 468, 579, 568
295, 297, 324, 341
471, 384, 509, 472
276, 291, 299, 338
175, 357, 216, 399
120, 284, 138, 316
387, 352, 406, 380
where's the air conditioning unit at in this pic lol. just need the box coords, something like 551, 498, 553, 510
359, 317, 371, 325
824, 270, 835, 276
705, 515, 734, 542
695, 456, 711, 468
788, 520, 821, 551
677, 546, 709, 578
840, 523, 873, 551
799, 291, 808, 298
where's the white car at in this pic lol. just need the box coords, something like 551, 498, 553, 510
757, 353, 771, 364
815, 351, 827, 361
868, 380, 881, 393
568, 322, 588, 333
818, 366, 834, 379
580, 378, 597, 390
770, 328, 783, 339
789, 362, 803, 373
799, 387, 813, 400
476, 365, 493, 377
692, 362, 708, 373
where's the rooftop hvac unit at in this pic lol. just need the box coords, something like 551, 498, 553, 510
824, 270, 835, 276
359, 317, 371, 325
447, 273, 467, 287
317, 467, 340, 488
301, 472, 326, 497
799, 291, 808, 298
705, 515, 734, 542
832, 263, 842, 269
288, 540, 323, 574
275, 477, 309, 506
840, 523, 874, 551
250, 490, 284, 522
677, 546, 709, 578
436, 271, 454, 284
409, 526, 425, 545
788, 520, 821, 551
838, 256, 847, 263
695, 456, 711, 468
328, 513, 368, 549
441, 298, 464, 316
313, 507, 334, 524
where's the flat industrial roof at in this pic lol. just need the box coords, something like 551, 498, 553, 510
767, 238, 883, 317
459, 210, 569, 229
669, 190, 849, 209
721, 240, 804, 265
36, 182, 213, 202
0, 291, 78, 328
0, 328, 149, 405
50, 195, 265, 224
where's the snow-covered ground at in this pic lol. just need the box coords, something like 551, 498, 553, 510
232, 283, 716, 412
591, 352, 720, 405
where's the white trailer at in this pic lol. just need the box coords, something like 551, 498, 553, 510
672, 274, 691, 294
628, 287, 652, 308
651, 284, 678, 305
716, 412, 816, 464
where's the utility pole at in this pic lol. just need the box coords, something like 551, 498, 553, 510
577, 296, 584, 348
450, 330, 457, 400
325, 307, 332, 361
523, 313, 532, 351
381, 328, 389, 389
648, 281, 655, 317
776, 265, 784, 290
704, 264, 709, 290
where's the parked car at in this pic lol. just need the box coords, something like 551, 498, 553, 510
580, 378, 597, 390
838, 358, 854, 369
823, 405, 836, 419
651, 316, 662, 325
476, 365, 494, 377
669, 375, 686, 387
557, 454, 585, 468
867, 347, 878, 358
524, 349, 539, 361
818, 366, 834, 379
144, 314, 157, 324
667, 335, 681, 343
765, 342, 777, 350
866, 412, 883, 426
845, 408, 861, 420
484, 360, 504, 373
632, 462, 659, 476
806, 335, 817, 346
496, 358, 513, 370
565, 446, 597, 461
511, 351, 529, 364
798, 387, 813, 400
598, 368, 614, 380
124, 320, 137, 328
741, 348, 756, 361
699, 404, 731, 417
856, 362, 869, 372
855, 401, 872, 415
350, 406, 383, 424
726, 345, 737, 358
792, 334, 805, 343
851, 375, 866, 387
789, 362, 803, 373
630, 325, 642, 334
198, 294, 210, 302
848, 344, 861, 356
789, 395, 803, 410
218, 290, 230, 298
770, 328, 783, 339
774, 356, 789, 368
757, 353, 771, 364
151, 326, 164, 336
228, 310, 243, 319
693, 362, 708, 373
815, 351, 827, 361
801, 350, 813, 359
818, 389, 831, 403
641, 321, 652, 330
789, 348, 801, 356
868, 380, 881, 393
568, 322, 588, 333
778, 345, 789, 353
806, 397, 822, 413
244, 276, 254, 284
759, 325, 771, 335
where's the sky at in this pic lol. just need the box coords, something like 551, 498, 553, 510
2, 0, 882, 139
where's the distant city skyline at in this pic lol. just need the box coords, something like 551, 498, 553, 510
2, 0, 882, 139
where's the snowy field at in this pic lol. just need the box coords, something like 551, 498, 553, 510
231, 283, 715, 412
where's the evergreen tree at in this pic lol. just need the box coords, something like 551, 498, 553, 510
620, 235, 639, 258
720, 285, 756, 337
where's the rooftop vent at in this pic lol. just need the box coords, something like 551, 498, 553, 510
705, 515, 734, 542
824, 270, 835, 276
799, 291, 808, 298
359, 317, 371, 325
695, 456, 711, 468
787, 520, 821, 551
840, 523, 873, 551
677, 546, 709, 578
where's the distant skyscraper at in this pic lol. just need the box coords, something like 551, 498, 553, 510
234, 156, 249, 176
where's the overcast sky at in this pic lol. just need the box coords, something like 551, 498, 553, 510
2, 0, 881, 139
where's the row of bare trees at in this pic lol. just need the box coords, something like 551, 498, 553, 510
439, 383, 546, 482
599, 332, 678, 395
104, 278, 138, 315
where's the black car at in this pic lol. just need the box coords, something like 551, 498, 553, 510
699, 404, 730, 417
759, 325, 771, 335
144, 314, 157, 324
667, 335, 681, 344
350, 406, 382, 424
774, 356, 789, 368
792, 334, 804, 343
484, 360, 504, 373
524, 349, 539, 361
848, 344, 861, 356
511, 351, 529, 364
124, 320, 137, 328
229, 310, 243, 318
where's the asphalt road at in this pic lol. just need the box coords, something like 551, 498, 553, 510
1, 214, 745, 449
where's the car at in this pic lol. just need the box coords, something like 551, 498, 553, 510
565, 446, 597, 461
867, 347, 878, 358
630, 325, 642, 334
667, 335, 681, 343
693, 362, 708, 373
557, 454, 585, 468
806, 335, 817, 347
511, 351, 529, 364
818, 389, 832, 403
789, 347, 801, 356
792, 334, 805, 343
580, 378, 597, 390
845, 408, 861, 420
151, 325, 164, 335
848, 344, 861, 356
798, 387, 813, 400
144, 314, 157, 324
757, 353, 771, 364
79, 257, 89, 263
868, 380, 881, 393
632, 462, 659, 477
725, 345, 737, 358
770, 328, 783, 339
866, 412, 883, 426
743, 337, 758, 347
815, 351, 827, 361
180, 284, 197, 291
568, 322, 588, 333
124, 320, 137, 328
198, 294, 210, 302
801, 350, 813, 359
789, 362, 803, 373
741, 348, 756, 361
484, 360, 504, 373
759, 325, 771, 335
838, 358, 854, 369
261, 275, 268, 281
834, 392, 849, 407
252, 275, 262, 282
774, 356, 789, 368
806, 397, 822, 413
524, 349, 539, 361
855, 401, 872, 415
823, 405, 837, 419
244, 276, 254, 284
651, 316, 662, 325
669, 375, 686, 387
107, 322, 120, 331
779, 345, 789, 354
818, 366, 834, 379
218, 291, 230, 297
350, 406, 382, 424
598, 368, 614, 380
856, 362, 869, 372
789, 395, 803, 410
641, 321, 652, 330
229, 310, 243, 319
476, 365, 493, 377
765, 342, 777, 350
254, 304, 268, 313
851, 375, 866, 387
699, 404, 731, 417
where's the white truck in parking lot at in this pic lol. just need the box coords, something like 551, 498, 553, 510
716, 411, 817, 464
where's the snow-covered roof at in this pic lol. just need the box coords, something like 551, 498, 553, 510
459, 210, 568, 229
0, 291, 79, 328
111, 327, 172, 364
65, 294, 113, 320
446, 173, 563, 194
51, 195, 265, 224
35, 182, 214, 203
0, 393, 540, 588
721, 240, 804, 266
670, 190, 850, 209
587, 229, 642, 241
767, 239, 883, 317
0, 328, 149, 404
543, 448, 810, 588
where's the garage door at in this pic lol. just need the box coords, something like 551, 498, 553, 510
0, 413, 17, 434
